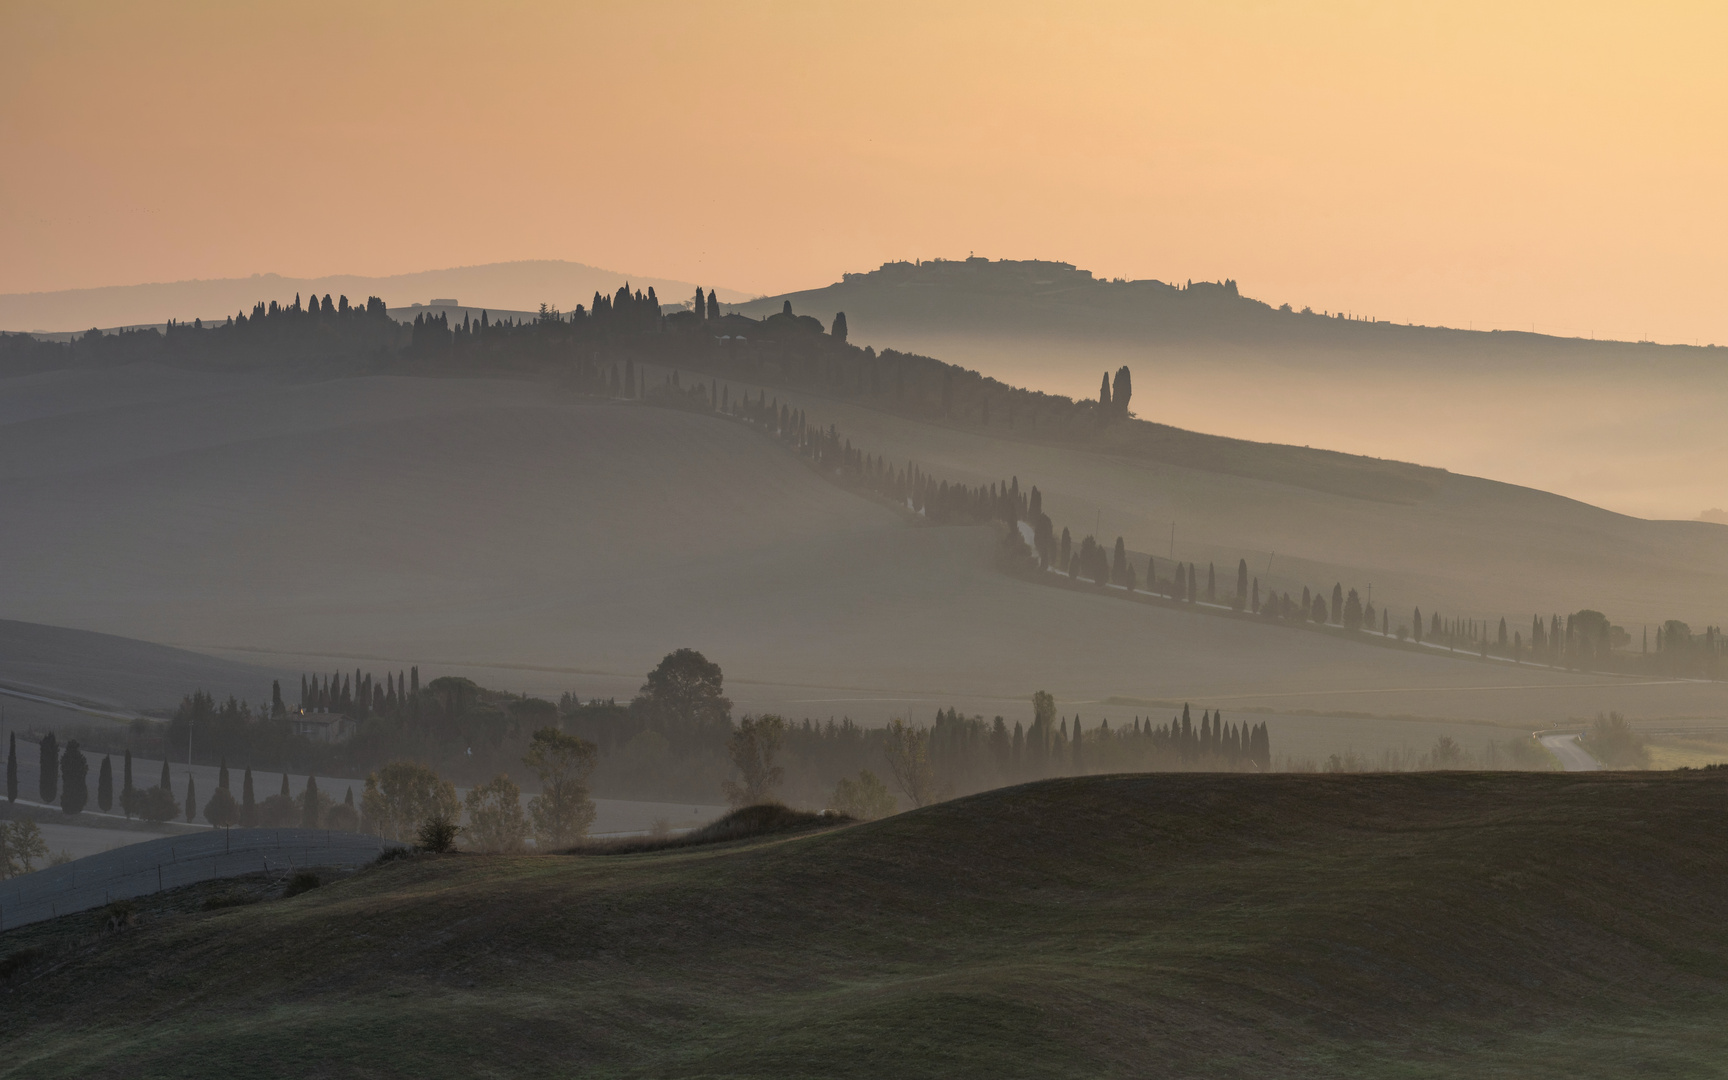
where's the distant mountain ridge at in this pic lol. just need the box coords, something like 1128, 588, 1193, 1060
0, 260, 752, 334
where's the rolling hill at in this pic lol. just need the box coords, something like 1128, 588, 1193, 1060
1, 361, 1724, 750
730, 257, 1728, 520
4, 772, 1728, 1078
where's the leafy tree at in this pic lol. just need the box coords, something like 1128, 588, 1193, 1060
327, 787, 360, 832
60, 740, 88, 814
416, 812, 462, 853
522, 726, 598, 848
830, 769, 896, 820
0, 819, 49, 879
38, 733, 57, 804
633, 649, 732, 740
464, 774, 529, 852
97, 754, 113, 812
362, 760, 459, 842
722, 714, 787, 807
883, 717, 936, 807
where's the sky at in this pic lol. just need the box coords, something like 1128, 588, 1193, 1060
3, 1, 1726, 345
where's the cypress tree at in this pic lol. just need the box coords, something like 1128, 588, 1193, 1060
1252, 577, 1260, 613
38, 732, 58, 804
1331, 583, 1344, 624
1236, 559, 1248, 608
1413, 608, 1423, 644
1187, 563, 1197, 602
832, 312, 848, 342
5, 732, 14, 803
185, 773, 197, 822
60, 740, 88, 815
1072, 715, 1084, 773
280, 772, 291, 800
242, 766, 257, 827
159, 758, 171, 790
97, 755, 113, 812
302, 775, 321, 828
1098, 372, 1111, 408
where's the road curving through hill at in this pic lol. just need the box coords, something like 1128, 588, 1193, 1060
1538, 731, 1601, 771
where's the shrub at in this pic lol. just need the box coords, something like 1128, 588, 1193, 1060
283, 870, 322, 897
202, 891, 259, 911
830, 769, 897, 821
203, 786, 240, 828
102, 899, 138, 929
1581, 712, 1649, 768
416, 812, 462, 853
324, 802, 360, 832
135, 785, 181, 824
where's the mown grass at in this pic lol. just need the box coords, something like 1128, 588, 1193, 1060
3, 771, 1727, 1078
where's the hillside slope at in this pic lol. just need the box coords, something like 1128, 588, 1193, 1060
1, 363, 1722, 735
5, 773, 1728, 1078
732, 258, 1728, 519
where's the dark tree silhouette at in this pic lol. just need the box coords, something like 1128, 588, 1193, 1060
832, 312, 848, 342
38, 732, 58, 804
97, 755, 113, 812
60, 740, 88, 814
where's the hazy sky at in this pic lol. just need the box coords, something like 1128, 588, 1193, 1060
4, 2, 1725, 345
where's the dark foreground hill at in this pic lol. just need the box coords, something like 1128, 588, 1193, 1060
4, 772, 1728, 1078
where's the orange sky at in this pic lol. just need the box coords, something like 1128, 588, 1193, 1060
4, 1, 1726, 344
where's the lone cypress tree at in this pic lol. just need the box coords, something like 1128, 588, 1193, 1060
1413, 607, 1423, 644
302, 775, 321, 828
1098, 372, 1111, 409
185, 773, 197, 822
60, 740, 88, 815
6, 732, 15, 803
97, 755, 113, 812
831, 311, 848, 342
1236, 559, 1248, 609
1331, 583, 1344, 624
159, 758, 171, 791
39, 733, 58, 804
241, 766, 257, 827
1072, 715, 1084, 773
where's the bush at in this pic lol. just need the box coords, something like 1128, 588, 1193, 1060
830, 769, 897, 820
416, 812, 462, 853
374, 845, 415, 865
283, 871, 322, 897
102, 899, 138, 929
202, 891, 259, 911
324, 802, 360, 832
1581, 712, 1649, 769
135, 785, 182, 824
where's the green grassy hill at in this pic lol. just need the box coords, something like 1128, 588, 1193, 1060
6, 772, 1728, 1078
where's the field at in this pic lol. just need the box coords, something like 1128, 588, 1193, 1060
4, 771, 1728, 1078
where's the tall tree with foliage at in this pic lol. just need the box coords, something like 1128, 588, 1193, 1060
883, 717, 937, 807
362, 760, 459, 843
96, 755, 112, 812
722, 715, 787, 807
59, 740, 88, 814
1111, 366, 1132, 415
464, 774, 529, 852
522, 727, 598, 847
831, 311, 848, 342
633, 649, 732, 741
38, 733, 58, 804
1097, 371, 1111, 409
302, 775, 322, 828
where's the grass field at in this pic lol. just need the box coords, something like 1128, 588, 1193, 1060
4, 771, 1728, 1077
